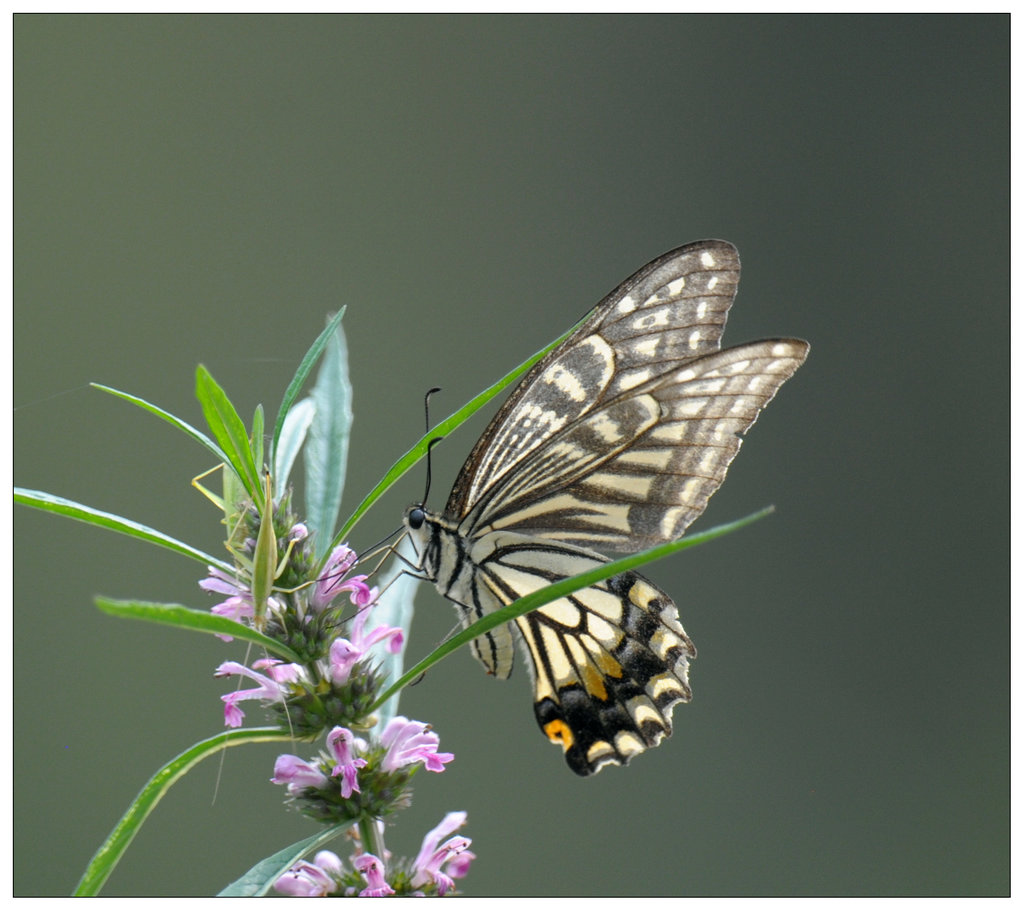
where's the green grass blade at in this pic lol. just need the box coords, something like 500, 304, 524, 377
218, 822, 354, 897
195, 365, 261, 498
370, 507, 774, 712
90, 383, 229, 465
14, 488, 233, 573
73, 727, 295, 896
270, 308, 346, 470
330, 324, 574, 555
94, 598, 304, 663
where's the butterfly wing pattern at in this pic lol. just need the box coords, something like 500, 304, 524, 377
404, 240, 809, 776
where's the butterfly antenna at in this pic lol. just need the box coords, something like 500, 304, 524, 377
424, 386, 442, 432
422, 436, 444, 505
421, 386, 445, 506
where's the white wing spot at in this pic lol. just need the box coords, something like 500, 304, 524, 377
700, 250, 716, 268
544, 365, 587, 402
617, 295, 637, 314
666, 277, 686, 296
697, 449, 720, 475
617, 366, 653, 391
590, 412, 625, 442
632, 309, 670, 330
696, 300, 708, 319
660, 506, 687, 537
586, 471, 654, 498
614, 730, 646, 758
633, 336, 659, 358
707, 276, 719, 290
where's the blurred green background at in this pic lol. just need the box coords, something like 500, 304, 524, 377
14, 14, 1007, 897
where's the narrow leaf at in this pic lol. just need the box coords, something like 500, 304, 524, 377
218, 822, 354, 897
370, 507, 774, 712
365, 536, 419, 727
94, 598, 304, 663
251, 404, 265, 474
303, 318, 353, 558
14, 488, 233, 573
330, 323, 575, 556
270, 308, 346, 470
195, 366, 261, 498
73, 728, 295, 896
274, 397, 316, 494
90, 383, 229, 466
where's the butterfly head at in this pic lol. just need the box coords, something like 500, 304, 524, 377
404, 504, 427, 532
402, 503, 438, 562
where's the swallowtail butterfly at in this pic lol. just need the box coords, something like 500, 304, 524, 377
405, 240, 808, 775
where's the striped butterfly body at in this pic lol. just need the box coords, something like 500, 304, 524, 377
404, 240, 808, 776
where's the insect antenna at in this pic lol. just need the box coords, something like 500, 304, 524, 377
419, 386, 445, 507
421, 436, 445, 507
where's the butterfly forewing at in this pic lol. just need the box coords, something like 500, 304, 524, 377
444, 240, 742, 520
405, 240, 808, 775
468, 338, 809, 551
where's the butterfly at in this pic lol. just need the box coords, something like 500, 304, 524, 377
404, 240, 808, 775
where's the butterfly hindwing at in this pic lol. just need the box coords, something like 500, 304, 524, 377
485, 539, 694, 776
431, 525, 695, 776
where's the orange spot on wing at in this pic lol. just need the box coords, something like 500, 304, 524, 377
543, 719, 574, 751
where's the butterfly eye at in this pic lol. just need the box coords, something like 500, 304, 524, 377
407, 507, 426, 530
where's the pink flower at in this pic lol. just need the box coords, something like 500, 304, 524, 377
379, 717, 454, 773
213, 661, 287, 727
353, 853, 394, 897
273, 857, 337, 896
411, 812, 474, 896
328, 604, 404, 685
311, 544, 378, 612
270, 754, 329, 795
200, 567, 255, 639
326, 726, 368, 799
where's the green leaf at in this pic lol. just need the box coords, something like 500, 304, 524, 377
90, 383, 229, 466
274, 397, 316, 494
370, 507, 775, 712
330, 323, 575, 556
73, 727, 295, 896
14, 488, 233, 573
251, 403, 265, 474
303, 318, 353, 558
218, 823, 354, 897
94, 598, 304, 663
195, 365, 261, 499
270, 308, 346, 471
